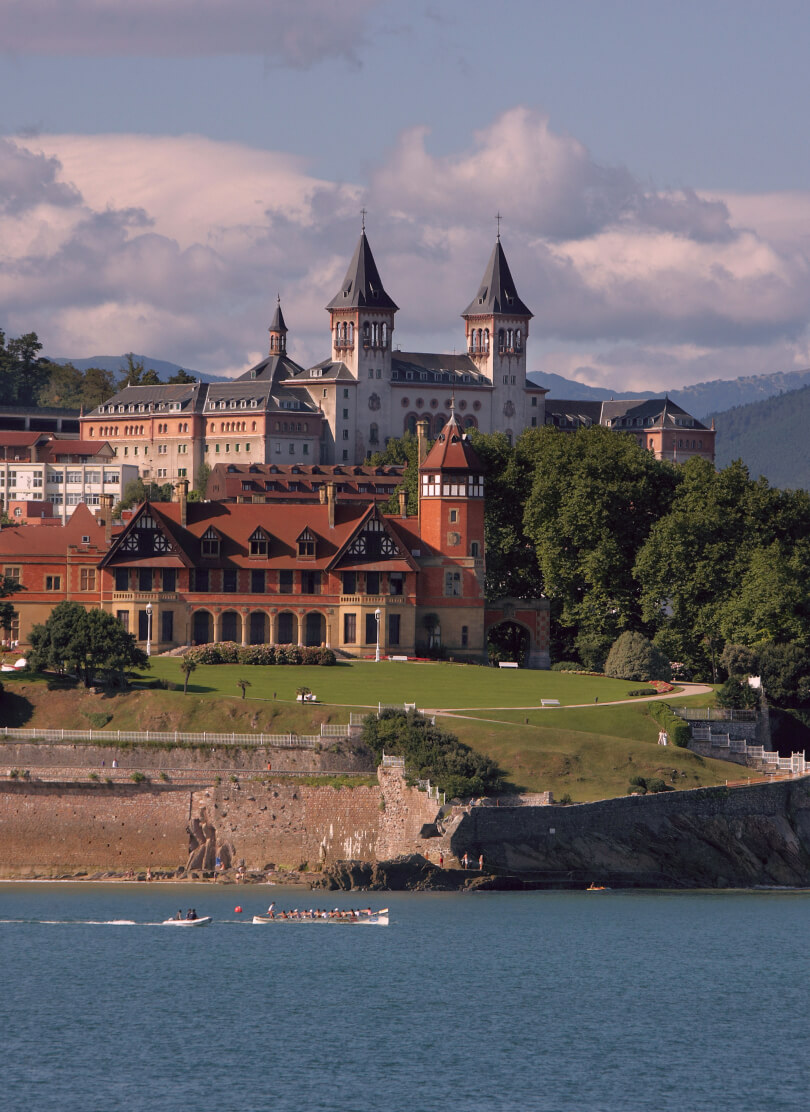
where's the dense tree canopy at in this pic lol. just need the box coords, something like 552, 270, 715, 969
29, 602, 148, 687
362, 708, 506, 798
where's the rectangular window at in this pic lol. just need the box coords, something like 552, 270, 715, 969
223, 568, 238, 592
303, 444, 309, 455
117, 610, 129, 632
365, 571, 380, 595
279, 569, 294, 594
388, 613, 400, 646
365, 612, 378, 645
161, 610, 174, 642
80, 568, 96, 591
531, 416, 537, 427
251, 569, 265, 594
139, 568, 152, 592
461, 625, 469, 648
343, 408, 349, 419
194, 568, 210, 592
343, 388, 349, 398
342, 571, 356, 595
162, 568, 176, 592
45, 575, 61, 591
66, 471, 82, 484
449, 508, 458, 523
343, 613, 356, 644
342, 429, 349, 440
389, 572, 404, 596
444, 571, 461, 596
531, 397, 537, 407
114, 568, 129, 591
3, 566, 21, 585
301, 570, 321, 595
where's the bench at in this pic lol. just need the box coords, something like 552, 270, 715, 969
296, 693, 317, 702
541, 699, 560, 707
498, 661, 519, 669
389, 655, 408, 662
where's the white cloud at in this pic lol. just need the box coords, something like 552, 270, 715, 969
4, 109, 810, 394
0, 0, 380, 66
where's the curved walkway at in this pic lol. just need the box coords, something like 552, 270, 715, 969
422, 683, 714, 718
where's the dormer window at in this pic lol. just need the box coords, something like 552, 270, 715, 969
201, 527, 221, 558
249, 528, 269, 557
297, 527, 317, 558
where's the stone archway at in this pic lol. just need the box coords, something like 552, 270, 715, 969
220, 610, 241, 643
276, 610, 297, 645
249, 611, 269, 645
485, 598, 551, 668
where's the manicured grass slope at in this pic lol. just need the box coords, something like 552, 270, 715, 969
1, 662, 733, 801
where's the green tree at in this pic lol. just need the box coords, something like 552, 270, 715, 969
180, 656, 197, 694
468, 429, 544, 599
362, 708, 506, 798
37, 362, 84, 408
118, 354, 160, 388
522, 425, 678, 648
168, 368, 196, 384
368, 431, 421, 515
237, 678, 251, 700
193, 462, 211, 499
604, 631, 671, 682
0, 330, 51, 406
28, 602, 148, 687
80, 367, 117, 409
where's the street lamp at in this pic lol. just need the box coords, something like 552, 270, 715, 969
146, 602, 153, 658
374, 608, 381, 662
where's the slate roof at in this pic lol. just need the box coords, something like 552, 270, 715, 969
326, 232, 398, 312
391, 352, 488, 386
290, 359, 357, 384
543, 397, 710, 432
420, 413, 484, 473
462, 239, 533, 318
269, 298, 287, 333
206, 461, 405, 502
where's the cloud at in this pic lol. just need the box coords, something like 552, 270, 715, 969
4, 109, 810, 395
0, 0, 380, 66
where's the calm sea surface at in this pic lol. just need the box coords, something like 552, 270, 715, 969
1, 883, 808, 1112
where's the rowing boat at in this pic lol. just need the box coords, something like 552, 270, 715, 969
162, 916, 212, 927
252, 908, 389, 926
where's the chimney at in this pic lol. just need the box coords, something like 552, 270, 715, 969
97, 493, 114, 546
416, 419, 429, 465
326, 481, 336, 528
319, 485, 328, 505
175, 479, 189, 527
398, 489, 407, 518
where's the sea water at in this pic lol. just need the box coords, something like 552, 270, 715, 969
0, 883, 807, 1112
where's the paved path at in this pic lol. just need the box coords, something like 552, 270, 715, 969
421, 683, 714, 718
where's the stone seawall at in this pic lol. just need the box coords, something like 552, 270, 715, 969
445, 779, 810, 888
0, 741, 374, 775
0, 765, 440, 876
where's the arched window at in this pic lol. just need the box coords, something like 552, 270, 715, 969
498, 328, 505, 352
484, 329, 490, 352
348, 322, 354, 344
515, 329, 522, 351
470, 541, 480, 557
405, 414, 417, 436
363, 322, 370, 345
369, 422, 379, 445
381, 322, 387, 348
434, 414, 446, 435
464, 416, 478, 430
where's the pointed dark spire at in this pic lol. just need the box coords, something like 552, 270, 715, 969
462, 239, 533, 318
326, 231, 398, 312
269, 294, 287, 335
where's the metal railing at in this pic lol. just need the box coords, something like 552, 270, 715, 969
674, 708, 758, 722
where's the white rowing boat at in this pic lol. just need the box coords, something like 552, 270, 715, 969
252, 908, 389, 926
162, 916, 212, 927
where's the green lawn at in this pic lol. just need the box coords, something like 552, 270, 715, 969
143, 657, 674, 710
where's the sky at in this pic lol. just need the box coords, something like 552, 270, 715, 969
3, 0, 810, 391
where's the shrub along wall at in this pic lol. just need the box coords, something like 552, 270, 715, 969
184, 643, 336, 666
649, 703, 691, 747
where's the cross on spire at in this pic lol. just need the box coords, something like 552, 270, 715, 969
450, 391, 456, 415
360, 207, 367, 232
495, 212, 502, 240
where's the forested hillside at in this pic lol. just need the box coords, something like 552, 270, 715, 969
709, 385, 810, 491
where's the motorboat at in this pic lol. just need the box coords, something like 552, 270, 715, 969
162, 916, 212, 927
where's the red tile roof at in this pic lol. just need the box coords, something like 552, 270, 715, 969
420, 413, 484, 473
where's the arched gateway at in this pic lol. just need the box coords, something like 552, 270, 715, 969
485, 598, 550, 669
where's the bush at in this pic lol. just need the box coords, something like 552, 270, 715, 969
649, 702, 691, 747
550, 661, 581, 672
184, 642, 336, 667
645, 777, 668, 793
84, 712, 112, 729
605, 632, 671, 683
130, 771, 148, 783
716, 677, 759, 710
626, 688, 656, 697
575, 631, 613, 673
